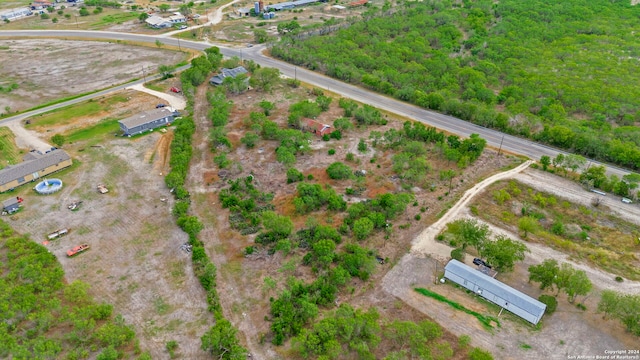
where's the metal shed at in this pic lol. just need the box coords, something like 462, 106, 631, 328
118, 108, 178, 137
444, 259, 546, 324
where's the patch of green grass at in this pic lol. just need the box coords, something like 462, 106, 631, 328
153, 296, 171, 315
66, 119, 120, 143
0, 127, 22, 167
415, 287, 501, 330
519, 343, 532, 350
91, 12, 140, 27
29, 101, 103, 128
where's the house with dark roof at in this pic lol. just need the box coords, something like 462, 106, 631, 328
0, 149, 72, 193
2, 196, 23, 214
444, 259, 546, 325
209, 66, 249, 86
118, 107, 179, 137
305, 119, 334, 137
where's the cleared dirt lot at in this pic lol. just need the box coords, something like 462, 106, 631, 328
0, 39, 185, 114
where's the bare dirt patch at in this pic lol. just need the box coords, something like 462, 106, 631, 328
0, 39, 185, 113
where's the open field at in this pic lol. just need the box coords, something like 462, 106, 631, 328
0, 39, 186, 114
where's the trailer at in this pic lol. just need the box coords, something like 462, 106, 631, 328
67, 244, 90, 257
47, 228, 69, 240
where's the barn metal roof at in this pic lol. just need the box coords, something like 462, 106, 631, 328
444, 259, 546, 317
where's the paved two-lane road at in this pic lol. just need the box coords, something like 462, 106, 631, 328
0, 30, 632, 177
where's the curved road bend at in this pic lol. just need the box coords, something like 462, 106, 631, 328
0, 30, 632, 178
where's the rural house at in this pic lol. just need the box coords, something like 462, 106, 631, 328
30, 0, 52, 10
306, 119, 333, 137
118, 107, 179, 137
168, 12, 186, 24
2, 196, 23, 214
209, 66, 249, 86
0, 149, 72, 193
145, 15, 173, 29
443, 259, 546, 325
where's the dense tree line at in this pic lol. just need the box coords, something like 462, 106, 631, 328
272, 0, 640, 170
167, 49, 247, 359
0, 221, 143, 359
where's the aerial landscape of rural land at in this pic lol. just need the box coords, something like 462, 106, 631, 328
1, 0, 640, 359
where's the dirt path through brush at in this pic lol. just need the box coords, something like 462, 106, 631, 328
411, 160, 533, 259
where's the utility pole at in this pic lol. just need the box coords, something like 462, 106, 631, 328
294, 66, 297, 81
141, 66, 146, 83
497, 135, 504, 156
74, 15, 78, 28
177, 37, 181, 51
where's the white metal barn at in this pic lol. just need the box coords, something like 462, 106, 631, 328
444, 259, 546, 325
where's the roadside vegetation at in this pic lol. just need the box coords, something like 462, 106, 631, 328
472, 180, 640, 280
0, 220, 147, 359
272, 0, 640, 171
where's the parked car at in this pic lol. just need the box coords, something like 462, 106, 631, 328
156, 103, 166, 108
622, 197, 633, 204
473, 258, 492, 268
170, 87, 181, 93
67, 244, 90, 257
178, 25, 187, 30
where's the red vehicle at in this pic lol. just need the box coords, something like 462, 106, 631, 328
170, 87, 181, 93
67, 244, 90, 257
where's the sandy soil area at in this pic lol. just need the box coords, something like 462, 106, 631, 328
4, 121, 51, 152
126, 83, 186, 110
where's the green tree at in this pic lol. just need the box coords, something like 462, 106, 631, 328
580, 165, 607, 189
518, 216, 539, 238
254, 29, 269, 44
259, 100, 275, 116
201, 319, 248, 359
159, 3, 170, 12
250, 67, 281, 92
51, 134, 65, 147
468, 347, 494, 360
598, 291, 640, 335
138, 12, 149, 21
540, 155, 550, 171
326, 162, 352, 180
353, 218, 374, 240
286, 168, 304, 183
158, 64, 177, 79
483, 235, 528, 272
528, 259, 559, 291
177, 216, 204, 236
241, 132, 259, 148
557, 265, 592, 303
262, 211, 293, 237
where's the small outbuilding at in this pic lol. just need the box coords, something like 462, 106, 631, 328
209, 66, 249, 86
236, 8, 250, 16
305, 119, 333, 137
118, 107, 179, 137
2, 197, 23, 214
443, 259, 546, 325
0, 149, 72, 193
